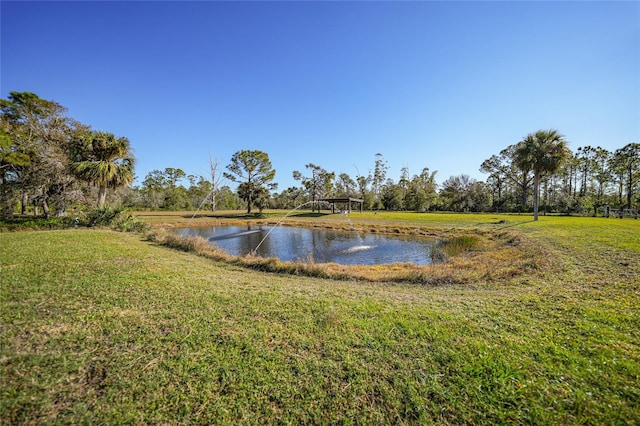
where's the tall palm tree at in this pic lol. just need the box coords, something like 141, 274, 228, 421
72, 131, 135, 207
514, 129, 571, 221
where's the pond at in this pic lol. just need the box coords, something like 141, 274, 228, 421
177, 225, 439, 265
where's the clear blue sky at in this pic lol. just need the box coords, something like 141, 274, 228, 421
2, 1, 638, 191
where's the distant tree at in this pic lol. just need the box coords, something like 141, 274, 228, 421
514, 129, 571, 220
139, 167, 190, 210
500, 145, 533, 211
564, 153, 580, 201
141, 169, 168, 209
576, 146, 595, 197
162, 167, 186, 189
569, 146, 614, 215
591, 147, 612, 212
187, 174, 212, 210
610, 143, 640, 209
355, 174, 372, 210
406, 168, 438, 212
480, 154, 509, 212
398, 166, 410, 210
273, 187, 304, 209
215, 186, 239, 210
224, 150, 277, 214
335, 172, 356, 198
209, 154, 224, 211
371, 153, 388, 210
381, 178, 404, 211
293, 163, 335, 212
163, 168, 189, 209
440, 175, 475, 212
71, 131, 135, 207
468, 181, 491, 212
252, 186, 271, 213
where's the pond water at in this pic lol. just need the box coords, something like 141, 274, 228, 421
177, 225, 438, 265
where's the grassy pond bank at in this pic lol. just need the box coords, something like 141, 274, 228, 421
1, 211, 639, 424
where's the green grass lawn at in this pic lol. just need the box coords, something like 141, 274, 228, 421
1, 213, 639, 424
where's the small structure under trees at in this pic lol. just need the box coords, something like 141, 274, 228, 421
319, 197, 364, 213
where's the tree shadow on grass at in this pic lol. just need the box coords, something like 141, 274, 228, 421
180, 212, 332, 220
181, 213, 264, 220
288, 212, 330, 218
496, 219, 537, 229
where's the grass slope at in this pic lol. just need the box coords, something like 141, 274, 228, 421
1, 214, 639, 424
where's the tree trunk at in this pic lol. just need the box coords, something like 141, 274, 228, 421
0, 181, 13, 219
42, 198, 50, 219
627, 167, 633, 209
543, 179, 548, 216
98, 186, 107, 207
21, 192, 28, 215
618, 177, 623, 207
533, 174, 540, 221
55, 201, 67, 217
521, 173, 528, 210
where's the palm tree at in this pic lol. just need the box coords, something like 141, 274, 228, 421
72, 131, 135, 207
514, 129, 571, 221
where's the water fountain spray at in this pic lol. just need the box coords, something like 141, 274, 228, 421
251, 200, 330, 255
180, 186, 218, 237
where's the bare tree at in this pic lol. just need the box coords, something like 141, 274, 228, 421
209, 153, 224, 211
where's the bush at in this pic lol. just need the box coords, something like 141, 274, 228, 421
87, 206, 148, 232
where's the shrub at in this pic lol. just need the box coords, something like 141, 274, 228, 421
87, 206, 148, 232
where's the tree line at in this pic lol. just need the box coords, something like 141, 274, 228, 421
133, 136, 637, 220
2, 92, 638, 219
481, 135, 639, 218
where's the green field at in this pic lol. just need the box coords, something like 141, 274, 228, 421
1, 213, 639, 424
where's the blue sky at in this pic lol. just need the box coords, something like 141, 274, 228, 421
2, 1, 638, 191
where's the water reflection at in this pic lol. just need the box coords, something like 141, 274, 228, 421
178, 225, 437, 265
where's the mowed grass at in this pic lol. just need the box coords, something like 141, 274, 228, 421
1, 213, 639, 424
